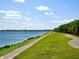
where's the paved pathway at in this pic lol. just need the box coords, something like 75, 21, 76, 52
66, 34, 79, 48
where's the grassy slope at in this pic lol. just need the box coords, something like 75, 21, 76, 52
0, 33, 45, 57
14, 32, 79, 59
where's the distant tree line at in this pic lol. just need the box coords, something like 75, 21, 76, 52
53, 20, 79, 36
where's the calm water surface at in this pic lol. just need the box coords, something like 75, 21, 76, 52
0, 31, 47, 47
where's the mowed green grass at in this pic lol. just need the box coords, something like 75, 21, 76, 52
0, 34, 43, 57
14, 32, 79, 59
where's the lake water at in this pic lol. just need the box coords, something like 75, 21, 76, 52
0, 30, 48, 47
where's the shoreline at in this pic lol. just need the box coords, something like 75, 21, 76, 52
0, 32, 50, 59
0, 31, 49, 56
0, 30, 49, 48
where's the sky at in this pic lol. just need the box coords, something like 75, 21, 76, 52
0, 0, 79, 30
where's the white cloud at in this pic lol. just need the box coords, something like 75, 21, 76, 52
0, 10, 20, 14
0, 10, 32, 23
0, 10, 56, 30
26, 22, 48, 30
51, 20, 61, 23
36, 5, 50, 11
50, 12, 54, 16
1, 21, 49, 30
0, 10, 49, 30
63, 18, 74, 23
44, 12, 49, 16
0, 10, 6, 13
13, 0, 25, 3
24, 16, 32, 21
44, 12, 54, 16
0, 10, 22, 19
50, 18, 74, 25
3, 10, 22, 19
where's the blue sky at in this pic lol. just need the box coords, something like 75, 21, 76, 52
0, 0, 79, 30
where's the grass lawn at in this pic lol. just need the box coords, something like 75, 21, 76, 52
14, 32, 79, 59
0, 33, 45, 57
